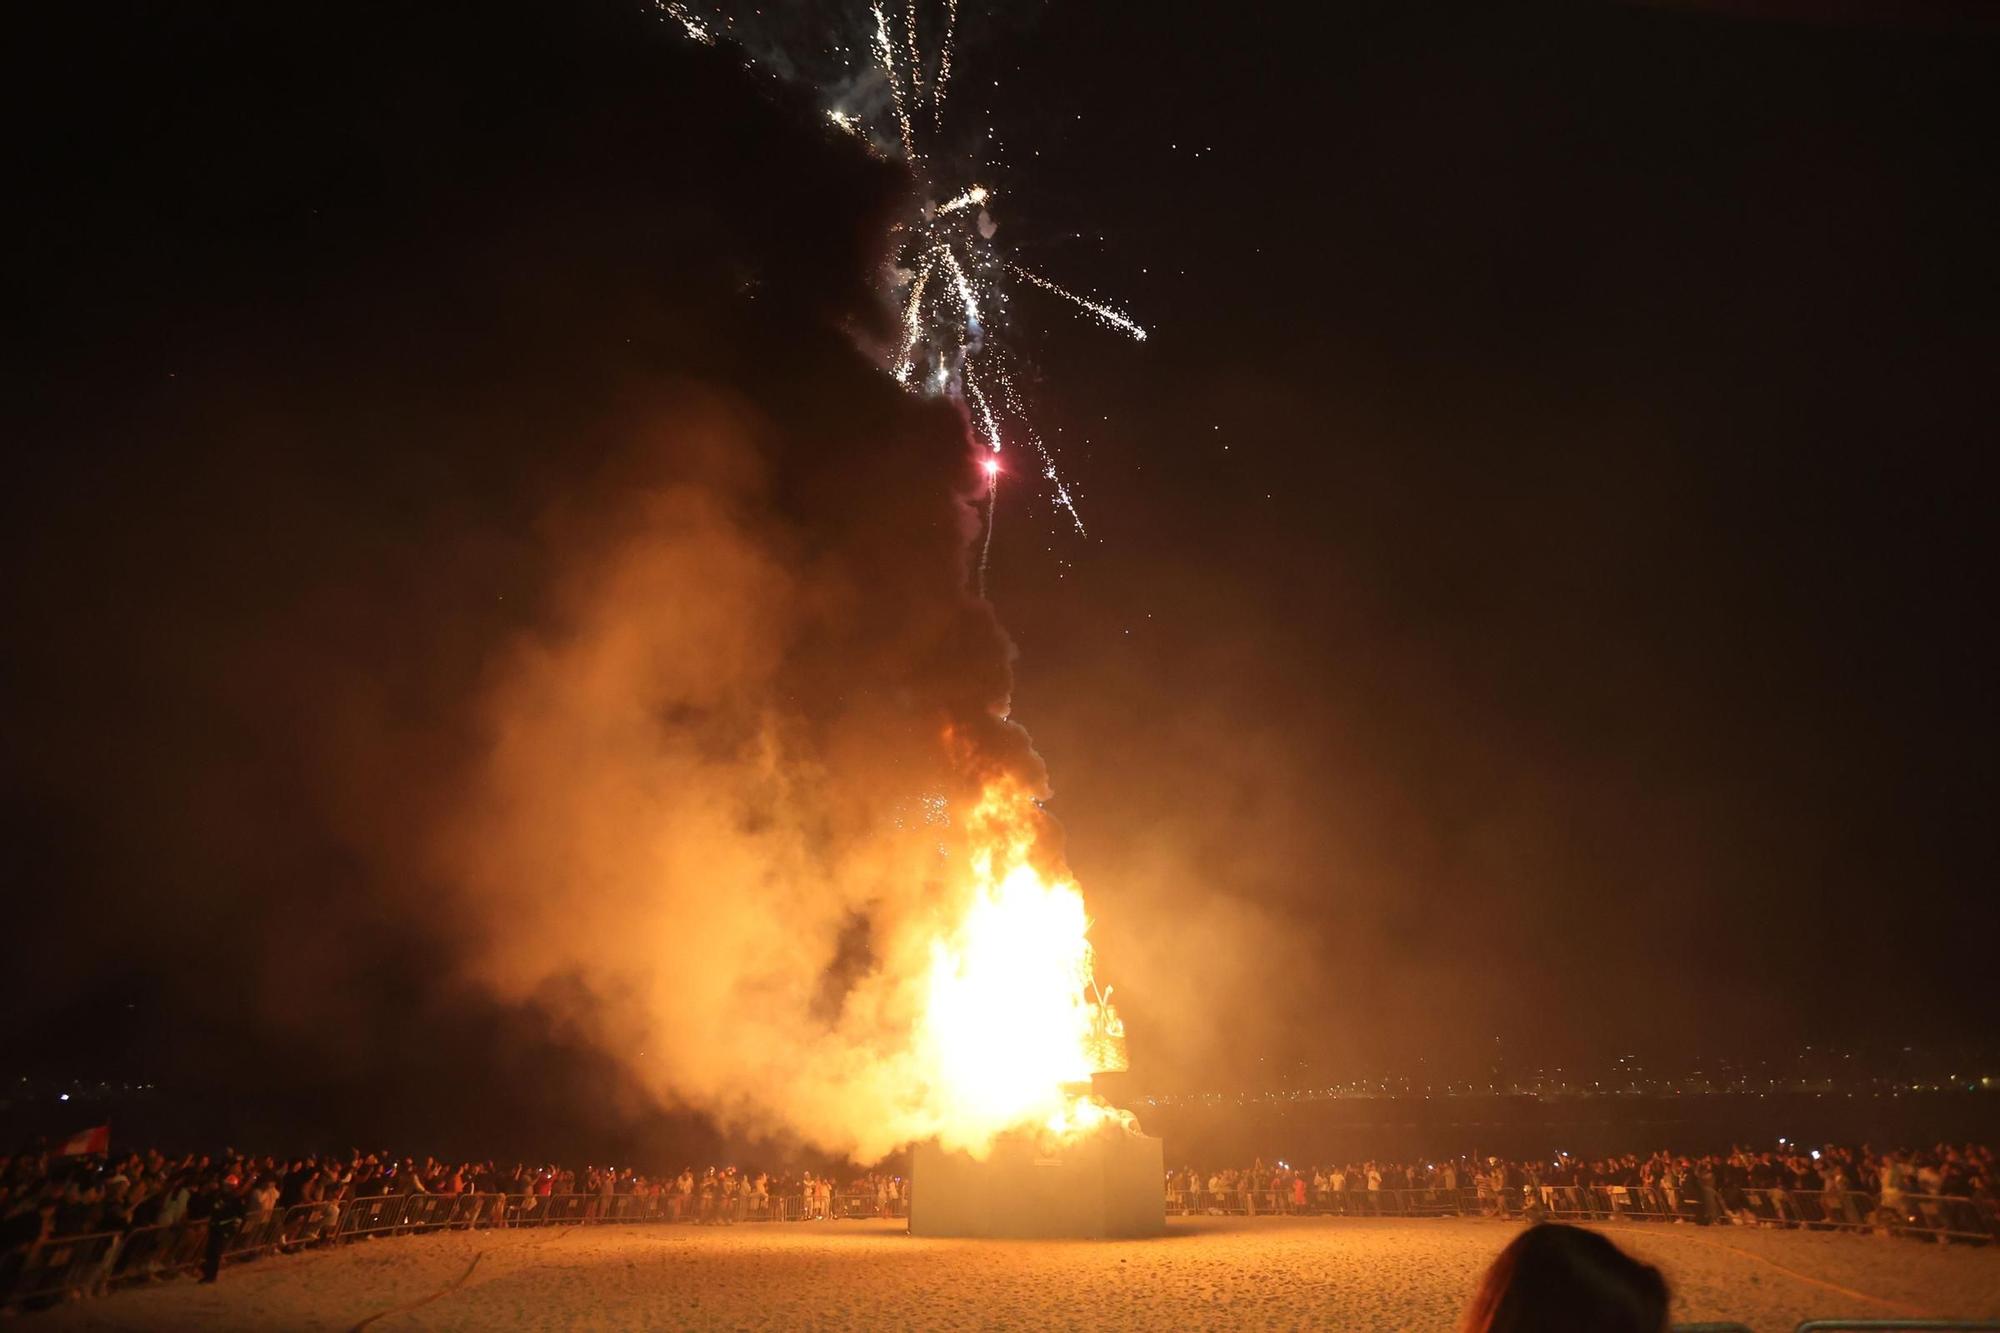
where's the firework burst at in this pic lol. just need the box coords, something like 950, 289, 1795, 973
651, 0, 1146, 589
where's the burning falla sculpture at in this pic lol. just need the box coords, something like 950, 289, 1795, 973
902, 774, 1162, 1238
909, 1021, 1163, 1237
909, 927, 1162, 1238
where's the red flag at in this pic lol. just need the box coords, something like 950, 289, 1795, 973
56, 1125, 110, 1156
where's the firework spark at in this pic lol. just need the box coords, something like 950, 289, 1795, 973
1006, 264, 1148, 343
961, 361, 1002, 454
936, 184, 988, 215
871, 3, 919, 163
933, 244, 982, 331
894, 253, 937, 385
655, 0, 714, 44
998, 367, 1085, 536
658, 0, 1146, 576
931, 0, 958, 125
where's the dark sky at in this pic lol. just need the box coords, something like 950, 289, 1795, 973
5, 0, 1995, 1155
983, 3, 1998, 1083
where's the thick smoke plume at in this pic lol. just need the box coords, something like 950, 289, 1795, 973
440, 385, 1075, 1162
4, 0, 1093, 1160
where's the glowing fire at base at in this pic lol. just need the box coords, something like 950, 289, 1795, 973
913, 776, 1133, 1156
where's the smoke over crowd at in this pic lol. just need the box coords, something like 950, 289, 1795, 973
12, 0, 1997, 1167
4, 0, 1157, 1161
435, 301, 1067, 1163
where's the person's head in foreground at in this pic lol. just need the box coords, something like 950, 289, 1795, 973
1462, 1223, 1669, 1333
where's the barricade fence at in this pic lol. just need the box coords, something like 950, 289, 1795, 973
1163, 1185, 2000, 1243
2, 1188, 911, 1311
8, 1182, 1992, 1312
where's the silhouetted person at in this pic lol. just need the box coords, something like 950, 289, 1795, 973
1461, 1223, 1669, 1333
199, 1178, 248, 1284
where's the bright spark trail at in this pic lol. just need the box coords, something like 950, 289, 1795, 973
656, 0, 713, 45
653, 0, 1146, 575
1005, 264, 1148, 344
930, 0, 957, 125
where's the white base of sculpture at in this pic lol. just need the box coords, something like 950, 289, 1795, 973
909, 1129, 1165, 1238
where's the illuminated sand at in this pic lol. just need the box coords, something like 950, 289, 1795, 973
41, 1217, 2000, 1331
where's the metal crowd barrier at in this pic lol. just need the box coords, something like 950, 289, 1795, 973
1166, 1186, 1486, 1217
1, 1230, 126, 1311
1, 1188, 912, 1311
5, 1180, 1989, 1313
1162, 1182, 2000, 1244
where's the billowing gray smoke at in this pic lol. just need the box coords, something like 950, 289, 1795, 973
2, 0, 1092, 1159
434, 379, 1077, 1162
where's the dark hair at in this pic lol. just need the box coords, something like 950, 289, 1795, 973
1462, 1224, 1669, 1333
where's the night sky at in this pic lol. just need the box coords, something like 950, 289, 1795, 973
6, 0, 1995, 1157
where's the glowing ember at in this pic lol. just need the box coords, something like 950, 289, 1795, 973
914, 777, 1131, 1156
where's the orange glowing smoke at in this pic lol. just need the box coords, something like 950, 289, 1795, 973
913, 775, 1133, 1154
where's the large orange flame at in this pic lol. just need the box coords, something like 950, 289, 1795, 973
913, 776, 1132, 1155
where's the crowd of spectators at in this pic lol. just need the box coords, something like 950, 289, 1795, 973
1169, 1142, 1999, 1223
1, 1143, 908, 1296
6, 1137, 1994, 1304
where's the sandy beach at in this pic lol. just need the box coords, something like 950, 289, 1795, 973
32, 1216, 2000, 1331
